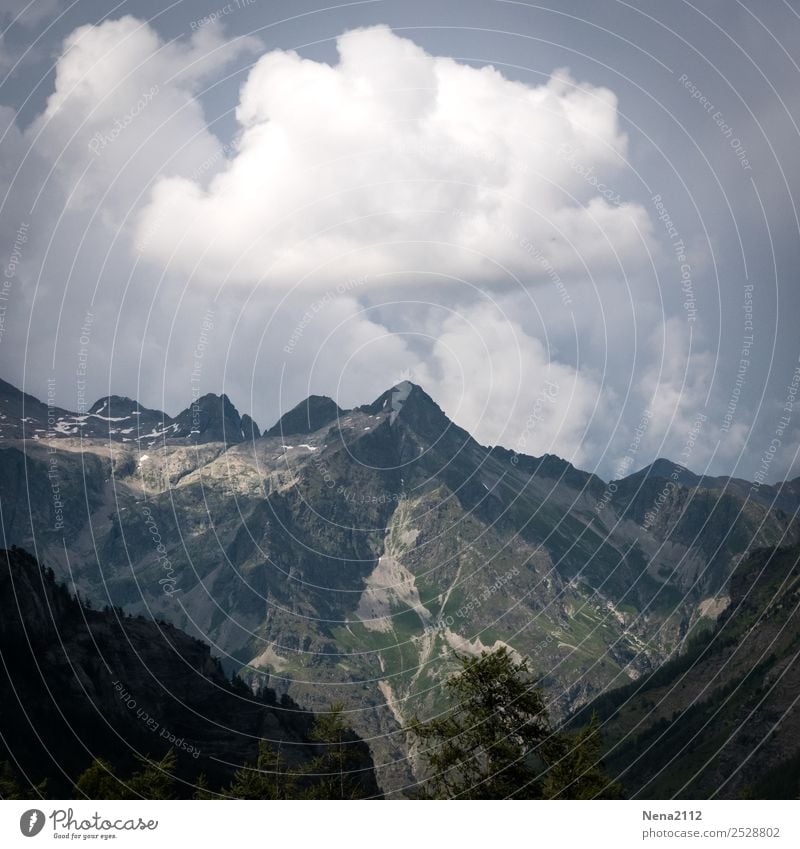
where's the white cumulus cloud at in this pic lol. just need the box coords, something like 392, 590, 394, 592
29, 16, 260, 212
137, 24, 654, 291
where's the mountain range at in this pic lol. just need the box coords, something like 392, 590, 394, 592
1, 375, 798, 794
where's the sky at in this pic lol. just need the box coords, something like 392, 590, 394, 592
0, 0, 799, 483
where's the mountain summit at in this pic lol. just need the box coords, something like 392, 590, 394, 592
265, 394, 343, 437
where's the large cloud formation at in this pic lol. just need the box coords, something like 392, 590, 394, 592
2, 16, 768, 478
137, 25, 653, 290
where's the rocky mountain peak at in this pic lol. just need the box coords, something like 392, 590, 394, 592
88, 395, 143, 417
358, 381, 439, 423
623, 457, 700, 486
370, 383, 471, 453
240, 413, 261, 440
173, 392, 244, 444
265, 394, 344, 437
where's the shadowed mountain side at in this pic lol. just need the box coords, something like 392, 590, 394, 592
573, 544, 800, 799
0, 547, 379, 798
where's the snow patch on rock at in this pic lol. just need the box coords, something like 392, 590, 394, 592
388, 381, 412, 425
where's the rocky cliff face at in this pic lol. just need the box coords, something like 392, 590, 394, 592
0, 546, 379, 797
575, 544, 800, 799
1, 377, 797, 794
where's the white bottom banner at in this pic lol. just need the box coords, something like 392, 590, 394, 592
1, 800, 797, 849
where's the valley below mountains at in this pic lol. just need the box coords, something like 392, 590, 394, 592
1, 376, 798, 795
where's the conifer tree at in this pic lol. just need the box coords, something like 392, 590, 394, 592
409, 647, 618, 799
75, 758, 130, 799
542, 713, 621, 799
127, 749, 178, 799
225, 741, 293, 799
301, 703, 364, 799
0, 760, 45, 799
